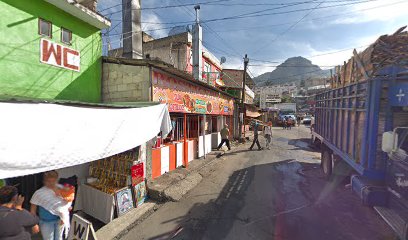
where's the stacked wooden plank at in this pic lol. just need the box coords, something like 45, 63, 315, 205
331, 26, 408, 88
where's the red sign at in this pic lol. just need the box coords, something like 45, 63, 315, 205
131, 162, 144, 186
40, 38, 80, 72
152, 70, 234, 115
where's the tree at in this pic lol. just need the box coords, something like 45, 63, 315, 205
300, 79, 306, 87
281, 95, 293, 103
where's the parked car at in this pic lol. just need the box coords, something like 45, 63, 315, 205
278, 114, 297, 126
302, 116, 312, 125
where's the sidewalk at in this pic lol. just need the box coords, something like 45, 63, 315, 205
95, 139, 246, 239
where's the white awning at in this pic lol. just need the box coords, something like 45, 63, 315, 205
0, 102, 171, 178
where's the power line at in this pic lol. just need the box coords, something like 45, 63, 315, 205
100, 0, 235, 14
249, 64, 337, 68
206, 0, 368, 6
106, 0, 404, 35
109, 0, 380, 24
262, 69, 328, 83
171, 0, 243, 59
246, 45, 368, 68
211, 0, 406, 33
252, 0, 325, 55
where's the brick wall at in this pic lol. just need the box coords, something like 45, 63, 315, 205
102, 63, 151, 102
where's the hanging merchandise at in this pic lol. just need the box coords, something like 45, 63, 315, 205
88, 150, 136, 194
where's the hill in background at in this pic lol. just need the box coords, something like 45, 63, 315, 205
253, 56, 331, 86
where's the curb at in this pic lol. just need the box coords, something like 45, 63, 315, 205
95, 201, 158, 240
97, 139, 250, 239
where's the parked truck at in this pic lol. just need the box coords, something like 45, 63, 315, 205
274, 103, 297, 126
312, 66, 408, 239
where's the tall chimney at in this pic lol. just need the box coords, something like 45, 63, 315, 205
122, 0, 143, 59
192, 5, 203, 81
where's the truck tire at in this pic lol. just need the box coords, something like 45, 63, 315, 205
321, 148, 333, 179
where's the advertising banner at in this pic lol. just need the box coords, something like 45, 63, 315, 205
152, 70, 233, 115
131, 162, 144, 186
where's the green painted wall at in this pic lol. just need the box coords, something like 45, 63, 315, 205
0, 0, 103, 102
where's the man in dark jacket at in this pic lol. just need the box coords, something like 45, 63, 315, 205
0, 186, 39, 240
249, 121, 263, 151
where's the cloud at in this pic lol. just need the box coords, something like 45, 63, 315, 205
328, 0, 408, 25
223, 57, 243, 70
142, 13, 169, 38
248, 33, 380, 76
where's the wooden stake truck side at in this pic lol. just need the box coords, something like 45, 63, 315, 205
312, 66, 408, 239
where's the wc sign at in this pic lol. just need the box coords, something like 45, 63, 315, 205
67, 214, 97, 240
40, 38, 80, 72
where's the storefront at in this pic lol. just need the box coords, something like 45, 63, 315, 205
0, 100, 171, 227
151, 69, 234, 179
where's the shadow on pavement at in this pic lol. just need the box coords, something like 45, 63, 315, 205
148, 159, 395, 240
287, 138, 316, 152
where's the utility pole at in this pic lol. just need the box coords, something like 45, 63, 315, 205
239, 54, 249, 141
122, 0, 143, 59
192, 5, 203, 82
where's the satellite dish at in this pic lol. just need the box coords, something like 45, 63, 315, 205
220, 56, 227, 64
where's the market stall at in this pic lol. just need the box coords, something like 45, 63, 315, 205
151, 69, 234, 179
0, 101, 171, 225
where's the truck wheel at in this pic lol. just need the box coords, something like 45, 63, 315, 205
321, 149, 333, 179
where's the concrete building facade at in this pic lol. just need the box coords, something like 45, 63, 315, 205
0, 0, 110, 102
255, 83, 298, 108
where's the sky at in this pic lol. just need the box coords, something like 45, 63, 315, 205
98, 0, 408, 77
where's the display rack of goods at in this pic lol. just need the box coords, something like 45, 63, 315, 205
88, 150, 137, 194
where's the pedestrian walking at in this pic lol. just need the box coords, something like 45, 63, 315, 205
283, 116, 289, 130
287, 118, 293, 130
264, 121, 272, 150
0, 185, 39, 240
217, 124, 231, 151
249, 121, 262, 151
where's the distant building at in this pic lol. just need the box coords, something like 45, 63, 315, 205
255, 83, 298, 108
221, 69, 255, 104
109, 31, 223, 87
305, 77, 330, 89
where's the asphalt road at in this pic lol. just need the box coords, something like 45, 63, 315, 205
121, 125, 396, 240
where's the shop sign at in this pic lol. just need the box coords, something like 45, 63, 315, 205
40, 38, 80, 72
133, 181, 147, 207
152, 70, 234, 115
131, 162, 144, 186
115, 187, 134, 216
67, 214, 97, 240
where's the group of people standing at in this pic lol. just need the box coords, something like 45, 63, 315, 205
0, 171, 74, 240
249, 120, 273, 151
282, 116, 294, 130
